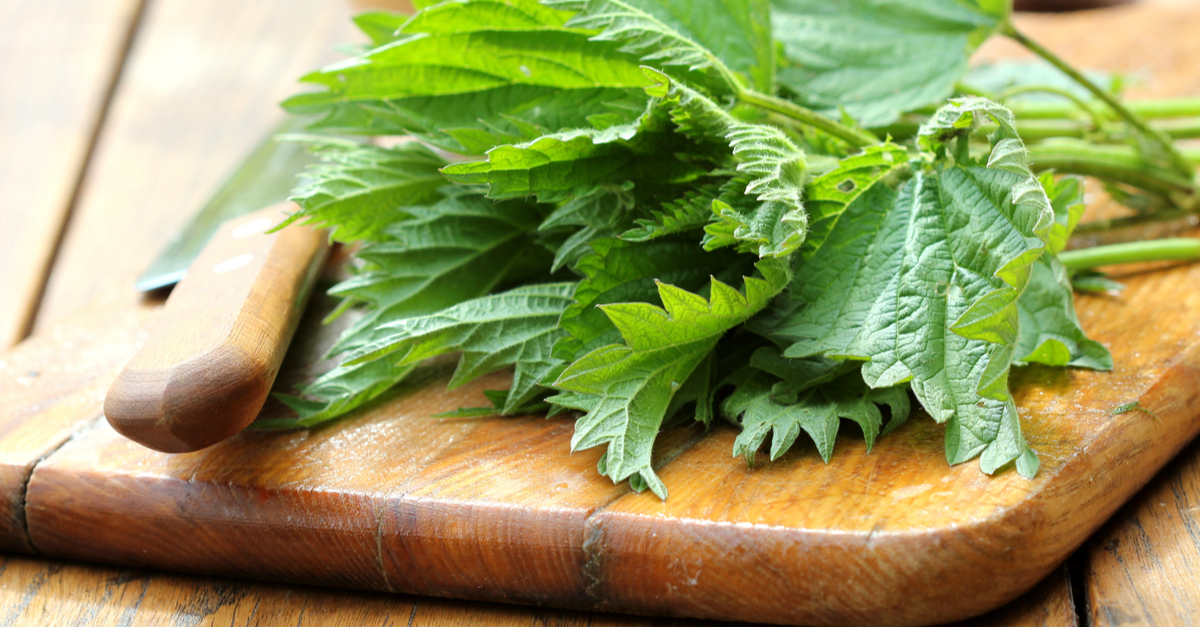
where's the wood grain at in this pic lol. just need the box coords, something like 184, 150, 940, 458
105, 204, 328, 452
30, 0, 356, 333
1082, 433, 1200, 626
0, 295, 159, 553
8, 1, 1197, 626
0, 555, 781, 627
0, 0, 142, 348
19, 238, 1200, 625
0, 294, 1079, 627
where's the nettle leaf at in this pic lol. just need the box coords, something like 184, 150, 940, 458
645, 69, 809, 257
1014, 174, 1111, 370
281, 140, 446, 243
545, 0, 773, 93
774, 181, 906, 359
551, 257, 790, 498
330, 194, 547, 353
1015, 257, 1112, 370
274, 357, 416, 426
802, 143, 909, 256
771, 0, 1007, 126
555, 238, 754, 361
539, 183, 637, 271
772, 99, 1053, 478
726, 370, 910, 463
441, 105, 705, 203
284, 0, 652, 153
346, 283, 576, 414
620, 182, 721, 242
353, 11, 410, 48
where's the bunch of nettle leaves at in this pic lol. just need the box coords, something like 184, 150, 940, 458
272, 0, 1200, 498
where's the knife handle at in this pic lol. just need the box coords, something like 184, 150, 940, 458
105, 203, 329, 453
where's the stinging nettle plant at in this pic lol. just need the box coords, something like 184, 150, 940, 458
268, 0, 1200, 498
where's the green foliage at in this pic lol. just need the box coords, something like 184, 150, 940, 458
645, 69, 809, 257
771, 0, 1007, 126
544, 0, 774, 93
347, 283, 575, 414
551, 258, 790, 498
328, 193, 548, 353
281, 140, 446, 242
726, 368, 910, 463
284, 0, 652, 153
1014, 175, 1112, 369
276, 0, 1143, 498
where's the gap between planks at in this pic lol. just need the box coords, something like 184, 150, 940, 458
12, 0, 151, 346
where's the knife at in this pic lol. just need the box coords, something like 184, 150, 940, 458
106, 124, 329, 453
136, 119, 317, 292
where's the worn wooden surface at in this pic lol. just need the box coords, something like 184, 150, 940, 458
29, 0, 355, 333
4, 0, 1199, 625
23, 238, 1200, 626
0, 0, 143, 348
0, 555, 762, 627
105, 205, 329, 452
1082, 433, 1200, 626
0, 297, 159, 554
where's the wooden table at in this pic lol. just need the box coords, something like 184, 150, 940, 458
0, 0, 1196, 625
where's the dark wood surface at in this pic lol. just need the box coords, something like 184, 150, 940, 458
3, 0, 1200, 625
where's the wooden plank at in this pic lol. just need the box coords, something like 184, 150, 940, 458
0, 290, 1080, 626
943, 566, 1078, 627
1083, 435, 1200, 626
30, 0, 357, 333
0, 556, 1074, 627
21, 238, 1200, 625
0, 0, 142, 348
977, 1, 1200, 101
0, 555, 771, 627
983, 6, 1200, 627
0, 295, 158, 553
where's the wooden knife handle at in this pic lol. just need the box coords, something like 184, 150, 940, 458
105, 203, 329, 453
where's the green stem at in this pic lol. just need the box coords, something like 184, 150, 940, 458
738, 90, 879, 148
1004, 23, 1196, 178
1026, 141, 1194, 199
996, 84, 1106, 130
872, 117, 1200, 143
1060, 238, 1200, 270
1009, 97, 1200, 121
1072, 211, 1189, 234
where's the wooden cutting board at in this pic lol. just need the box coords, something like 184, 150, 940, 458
2, 242, 1200, 626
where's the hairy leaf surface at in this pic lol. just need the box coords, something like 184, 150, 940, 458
551, 257, 790, 498
555, 238, 753, 361
773, 99, 1052, 477
281, 140, 446, 242
440, 105, 705, 203
347, 283, 575, 414
1014, 175, 1111, 369
330, 194, 547, 352
726, 370, 910, 463
284, 0, 652, 152
546, 0, 774, 92
645, 69, 809, 257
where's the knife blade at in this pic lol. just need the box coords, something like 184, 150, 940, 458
136, 118, 317, 292
106, 202, 329, 453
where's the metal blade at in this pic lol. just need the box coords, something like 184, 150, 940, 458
135, 119, 317, 292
